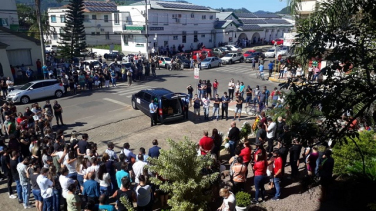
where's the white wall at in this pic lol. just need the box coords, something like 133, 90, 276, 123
0, 0, 19, 28
0, 49, 11, 78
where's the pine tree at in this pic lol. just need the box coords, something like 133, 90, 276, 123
147, 138, 219, 211
59, 0, 86, 58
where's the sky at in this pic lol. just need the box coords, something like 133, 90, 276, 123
185, 0, 289, 13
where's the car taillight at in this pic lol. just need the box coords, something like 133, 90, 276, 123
158, 108, 163, 115
59, 83, 63, 86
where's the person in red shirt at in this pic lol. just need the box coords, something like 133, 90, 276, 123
272, 150, 283, 200
212, 79, 219, 97
239, 140, 252, 177
252, 152, 267, 204
259, 111, 267, 130
199, 130, 213, 155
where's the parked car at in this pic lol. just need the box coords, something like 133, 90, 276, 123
174, 56, 190, 68
213, 48, 226, 58
104, 51, 125, 61
272, 38, 284, 45
192, 49, 214, 61
131, 88, 188, 123
201, 57, 222, 69
221, 52, 244, 64
225, 45, 242, 52
45, 45, 58, 53
277, 47, 289, 56
6, 79, 65, 104
83, 60, 102, 69
264, 49, 276, 58
245, 52, 263, 63
243, 50, 256, 57
159, 57, 172, 68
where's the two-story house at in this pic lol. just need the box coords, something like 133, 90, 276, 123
117, 1, 218, 55
47, 1, 121, 46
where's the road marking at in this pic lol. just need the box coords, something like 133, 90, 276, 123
102, 98, 128, 106
114, 85, 150, 94
108, 108, 128, 113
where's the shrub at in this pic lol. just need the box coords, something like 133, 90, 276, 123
235, 191, 251, 207
332, 130, 376, 176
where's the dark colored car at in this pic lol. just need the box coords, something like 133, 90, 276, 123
131, 88, 188, 123
245, 52, 264, 63
174, 55, 190, 68
104, 52, 125, 61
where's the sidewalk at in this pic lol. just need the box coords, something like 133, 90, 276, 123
268, 72, 308, 86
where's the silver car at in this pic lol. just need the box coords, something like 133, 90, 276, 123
201, 57, 222, 69
7, 79, 65, 104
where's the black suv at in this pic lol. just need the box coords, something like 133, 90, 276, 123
131, 88, 188, 123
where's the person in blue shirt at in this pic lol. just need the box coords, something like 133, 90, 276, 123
149, 99, 158, 127
26, 67, 33, 82
259, 64, 264, 80
221, 92, 230, 120
83, 172, 100, 203
97, 194, 115, 211
116, 163, 131, 189
148, 139, 161, 158
268, 62, 274, 77
264, 86, 270, 106
42, 64, 48, 79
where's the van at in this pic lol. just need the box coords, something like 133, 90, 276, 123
131, 88, 188, 123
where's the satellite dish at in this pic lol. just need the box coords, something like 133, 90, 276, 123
97, 24, 101, 29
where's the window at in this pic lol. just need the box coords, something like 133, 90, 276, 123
91, 32, 95, 35
104, 15, 109, 22
96, 32, 100, 35
201, 34, 205, 38
182, 35, 186, 43
59, 28, 64, 36
92, 15, 97, 20
53, 32, 58, 40
209, 15, 214, 20
136, 43, 145, 47
84, 15, 90, 22
123, 35, 129, 46
143, 93, 151, 102
32, 82, 44, 89
191, 13, 194, 18
114, 13, 120, 25
60, 15, 65, 23
153, 14, 158, 25
0, 18, 9, 26
173, 35, 178, 40
202, 15, 206, 20
51, 15, 56, 23
194, 35, 198, 42
105, 32, 110, 40
7, 49, 32, 66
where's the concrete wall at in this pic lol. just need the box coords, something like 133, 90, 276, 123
0, 49, 11, 78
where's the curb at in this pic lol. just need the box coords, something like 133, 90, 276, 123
269, 77, 287, 83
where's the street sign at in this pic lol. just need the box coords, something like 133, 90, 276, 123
278, 54, 282, 61
194, 68, 199, 79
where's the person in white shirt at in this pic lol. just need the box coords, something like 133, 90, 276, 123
6, 77, 14, 92
86, 157, 100, 182
105, 142, 118, 161
59, 166, 76, 208
217, 188, 236, 211
201, 94, 210, 121
296, 65, 303, 77
228, 79, 235, 100
132, 154, 147, 184
37, 168, 54, 210
264, 117, 276, 156
17, 157, 31, 209
98, 163, 111, 196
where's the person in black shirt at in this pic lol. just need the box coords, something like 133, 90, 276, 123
212, 94, 220, 121
43, 100, 52, 111
10, 151, 23, 203
76, 133, 88, 156
53, 100, 64, 126
24, 107, 34, 128
255, 123, 266, 145
234, 95, 243, 121
245, 86, 253, 106
289, 139, 302, 179
1, 147, 17, 198
187, 85, 194, 107
221, 92, 230, 120
228, 122, 240, 156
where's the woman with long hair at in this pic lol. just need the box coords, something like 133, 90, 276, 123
76, 156, 87, 192
211, 128, 222, 159
97, 163, 111, 196
64, 151, 77, 180
48, 165, 61, 211
30, 165, 43, 211
252, 152, 267, 204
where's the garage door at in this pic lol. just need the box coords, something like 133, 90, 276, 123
7, 49, 32, 66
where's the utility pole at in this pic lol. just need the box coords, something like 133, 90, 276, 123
145, 0, 149, 59
35, 0, 46, 65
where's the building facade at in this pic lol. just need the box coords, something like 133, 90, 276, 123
47, 1, 121, 46
118, 1, 217, 55
0, 0, 19, 30
297, 0, 324, 19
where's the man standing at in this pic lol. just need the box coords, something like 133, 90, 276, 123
228, 79, 235, 100
264, 117, 276, 156
212, 94, 220, 121
264, 86, 270, 107
10, 151, 23, 203
17, 157, 31, 209
221, 92, 230, 120
132, 154, 147, 184
42, 63, 48, 79
199, 130, 214, 155
202, 94, 210, 121
26, 67, 33, 82
234, 95, 243, 122
228, 122, 240, 156
37, 168, 54, 210
36, 59, 42, 78
193, 94, 201, 121
83, 172, 100, 203
76, 133, 89, 156
320, 150, 334, 201
289, 139, 301, 179
148, 139, 161, 158
272, 150, 283, 201
149, 99, 158, 127
258, 90, 266, 112
53, 100, 64, 126
212, 79, 218, 97
268, 61, 274, 77
259, 63, 264, 80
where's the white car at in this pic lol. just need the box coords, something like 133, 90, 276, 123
83, 60, 102, 69
45, 45, 58, 53
159, 57, 172, 68
7, 79, 65, 104
201, 57, 222, 69
277, 47, 289, 56
264, 49, 276, 58
225, 45, 242, 52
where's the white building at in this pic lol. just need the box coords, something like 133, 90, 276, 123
0, 0, 19, 30
297, 0, 325, 19
215, 12, 293, 46
47, 1, 121, 46
117, 1, 218, 55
